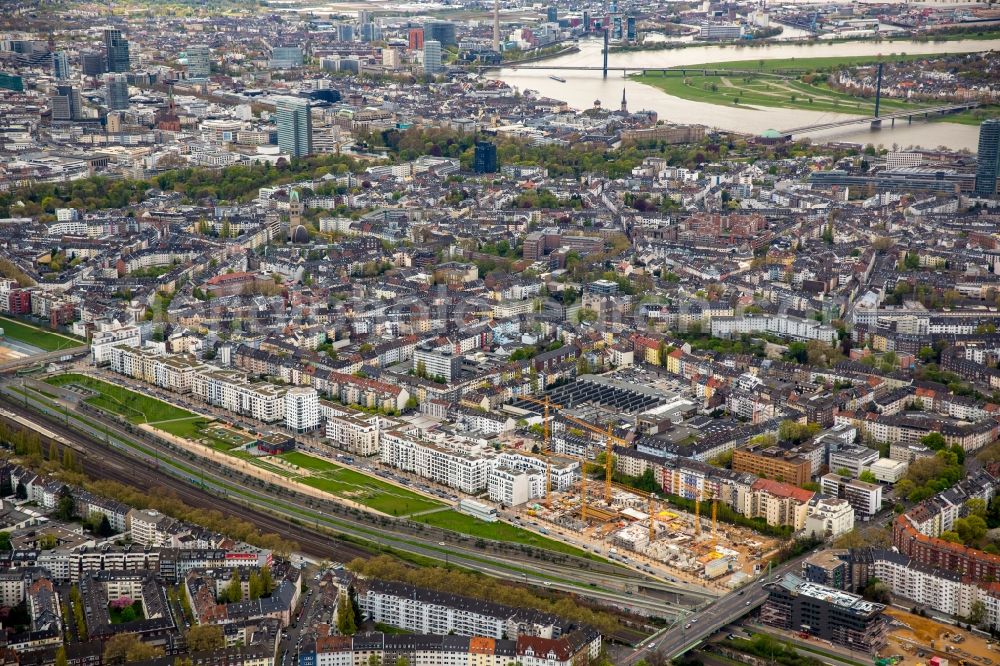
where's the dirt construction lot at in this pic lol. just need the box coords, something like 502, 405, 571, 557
883, 608, 999, 666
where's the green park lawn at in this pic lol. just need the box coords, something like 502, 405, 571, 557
0, 316, 80, 352
280, 451, 342, 472
692, 52, 958, 73
44, 374, 206, 431
281, 451, 444, 516
414, 510, 595, 558
634, 53, 998, 123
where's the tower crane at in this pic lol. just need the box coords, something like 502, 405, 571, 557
519, 394, 628, 510
648, 493, 656, 546
558, 411, 627, 504
518, 395, 562, 509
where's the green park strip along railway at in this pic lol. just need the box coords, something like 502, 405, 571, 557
0, 396, 668, 644
0, 391, 713, 622
0, 397, 372, 563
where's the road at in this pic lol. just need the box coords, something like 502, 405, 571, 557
627, 552, 816, 663
0, 344, 88, 372
77, 365, 723, 599
0, 382, 711, 623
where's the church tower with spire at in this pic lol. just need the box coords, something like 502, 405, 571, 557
620, 87, 628, 114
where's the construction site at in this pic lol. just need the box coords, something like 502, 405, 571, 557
506, 388, 782, 588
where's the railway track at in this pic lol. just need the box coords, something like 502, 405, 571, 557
0, 396, 371, 563
0, 387, 715, 617
0, 394, 684, 641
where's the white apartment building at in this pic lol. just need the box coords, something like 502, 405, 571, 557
192, 370, 285, 422
0, 572, 34, 607
326, 412, 382, 456
804, 498, 855, 540
828, 446, 879, 478
380, 431, 491, 495
357, 579, 562, 641
91, 325, 141, 364
821, 473, 883, 520
488, 467, 532, 506
412, 346, 462, 382
128, 509, 170, 547
486, 452, 579, 506
108, 345, 202, 394
105, 346, 300, 425
861, 550, 1000, 628
284, 386, 319, 433
711, 313, 837, 344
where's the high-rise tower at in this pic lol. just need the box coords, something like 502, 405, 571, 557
103, 27, 130, 73
975, 118, 1000, 197
105, 72, 129, 110
493, 0, 501, 52
276, 97, 313, 158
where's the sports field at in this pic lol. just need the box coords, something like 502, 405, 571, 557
200, 424, 256, 451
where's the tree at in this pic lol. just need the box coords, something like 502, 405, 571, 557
186, 624, 225, 652
259, 565, 274, 596
0, 532, 10, 552
921, 432, 947, 451
862, 579, 891, 604
955, 515, 987, 544
96, 514, 114, 537
103, 633, 163, 664
367, 654, 382, 666
966, 498, 988, 519
55, 646, 68, 666
337, 591, 358, 635
248, 571, 263, 600
859, 470, 877, 484
778, 420, 820, 444
56, 488, 76, 521
62, 447, 78, 472
221, 569, 243, 603
395, 658, 410, 666
941, 531, 962, 543
970, 600, 987, 627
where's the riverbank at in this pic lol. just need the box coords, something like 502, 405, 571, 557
633, 52, 996, 123
495, 35, 1000, 150
609, 24, 1000, 54
500, 44, 580, 67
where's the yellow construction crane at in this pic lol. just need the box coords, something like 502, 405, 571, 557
519, 395, 563, 509
559, 412, 627, 504
695, 490, 701, 536
580, 454, 588, 522
710, 489, 719, 548
519, 394, 629, 504
648, 493, 656, 546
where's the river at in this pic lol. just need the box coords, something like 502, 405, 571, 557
494, 37, 1000, 151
